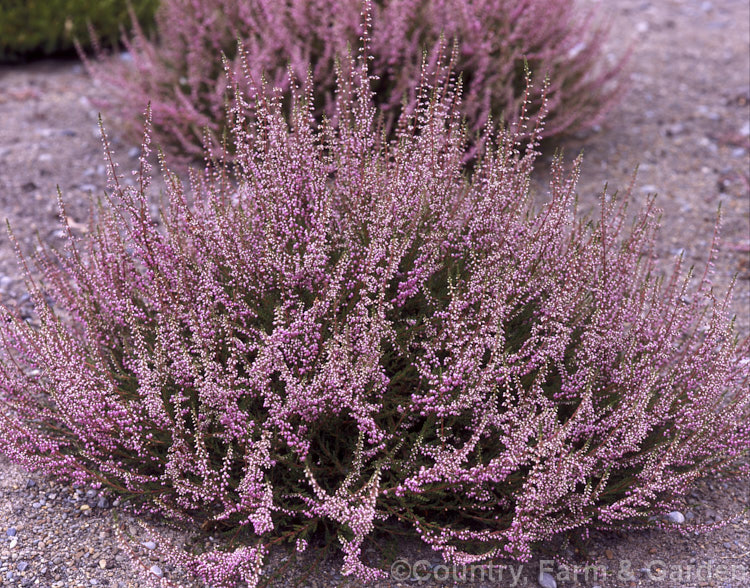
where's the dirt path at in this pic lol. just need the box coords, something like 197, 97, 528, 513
0, 0, 748, 586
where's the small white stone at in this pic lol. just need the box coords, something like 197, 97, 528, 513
665, 511, 685, 524
150, 564, 163, 578
142, 541, 156, 550
539, 570, 557, 588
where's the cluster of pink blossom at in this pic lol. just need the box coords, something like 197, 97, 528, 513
84, 0, 626, 159
0, 54, 747, 586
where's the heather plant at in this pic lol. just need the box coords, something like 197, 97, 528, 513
84, 0, 626, 159
0, 0, 158, 62
0, 55, 747, 587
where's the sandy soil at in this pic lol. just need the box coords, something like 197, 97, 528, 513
0, 0, 748, 586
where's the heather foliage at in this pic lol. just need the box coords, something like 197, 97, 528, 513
0, 0, 158, 62
85, 0, 625, 158
1, 57, 748, 587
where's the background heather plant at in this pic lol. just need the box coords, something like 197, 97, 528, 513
0, 56, 747, 587
84, 0, 626, 159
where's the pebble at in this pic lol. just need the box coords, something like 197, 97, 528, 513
150, 564, 163, 578
142, 541, 156, 550
17, 560, 28, 572
539, 570, 557, 588
663, 123, 685, 137
665, 511, 686, 524
6, 528, 16, 537
25, 480, 36, 489
96, 497, 110, 509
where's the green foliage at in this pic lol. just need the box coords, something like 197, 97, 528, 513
0, 0, 159, 62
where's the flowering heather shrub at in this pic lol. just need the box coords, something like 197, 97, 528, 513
1, 58, 748, 587
84, 0, 625, 159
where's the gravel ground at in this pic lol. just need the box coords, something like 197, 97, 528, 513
0, 0, 748, 586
